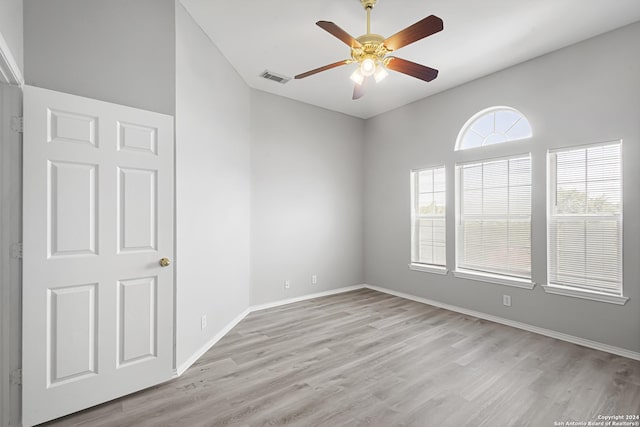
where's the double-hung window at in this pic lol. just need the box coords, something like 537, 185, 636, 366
410, 166, 446, 274
455, 154, 533, 288
546, 141, 626, 304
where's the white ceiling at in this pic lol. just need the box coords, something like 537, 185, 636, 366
181, 0, 640, 119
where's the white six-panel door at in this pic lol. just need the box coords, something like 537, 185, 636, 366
22, 86, 175, 426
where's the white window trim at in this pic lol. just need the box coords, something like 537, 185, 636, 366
409, 263, 448, 275
542, 284, 628, 305
454, 153, 533, 284
453, 269, 535, 289
546, 140, 626, 303
455, 106, 532, 151
410, 165, 446, 270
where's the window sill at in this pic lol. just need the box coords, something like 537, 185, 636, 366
409, 263, 448, 275
453, 269, 535, 289
542, 284, 628, 305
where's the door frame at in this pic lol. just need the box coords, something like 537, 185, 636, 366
0, 30, 24, 87
1, 82, 22, 427
1, 28, 24, 427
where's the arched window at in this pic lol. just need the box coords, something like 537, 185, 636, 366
455, 106, 532, 151
454, 106, 534, 288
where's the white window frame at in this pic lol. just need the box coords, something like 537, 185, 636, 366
455, 106, 533, 151
454, 153, 535, 289
544, 141, 627, 305
409, 166, 447, 275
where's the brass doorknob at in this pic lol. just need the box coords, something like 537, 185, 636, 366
159, 258, 171, 267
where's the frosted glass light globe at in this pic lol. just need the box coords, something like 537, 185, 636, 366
361, 58, 376, 76
350, 68, 364, 85
374, 66, 389, 83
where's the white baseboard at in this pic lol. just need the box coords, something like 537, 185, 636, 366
176, 282, 639, 378
365, 284, 640, 361
175, 285, 366, 376
250, 285, 365, 312
175, 307, 251, 376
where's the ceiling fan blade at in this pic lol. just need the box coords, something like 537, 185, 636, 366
316, 21, 362, 48
384, 15, 443, 51
352, 78, 368, 100
295, 60, 350, 79
386, 57, 439, 82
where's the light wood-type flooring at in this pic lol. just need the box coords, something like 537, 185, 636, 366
42, 288, 640, 426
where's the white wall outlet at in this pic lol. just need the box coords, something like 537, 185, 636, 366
502, 295, 512, 307
312, 275, 317, 285
284, 280, 291, 290
201, 315, 207, 330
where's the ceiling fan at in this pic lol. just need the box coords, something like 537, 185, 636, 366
294, 0, 443, 100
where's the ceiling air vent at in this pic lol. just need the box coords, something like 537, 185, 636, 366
260, 70, 291, 84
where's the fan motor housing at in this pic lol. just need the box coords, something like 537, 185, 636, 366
351, 34, 390, 63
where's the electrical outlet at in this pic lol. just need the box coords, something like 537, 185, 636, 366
502, 295, 512, 307
201, 315, 207, 330
312, 275, 317, 285
284, 280, 291, 290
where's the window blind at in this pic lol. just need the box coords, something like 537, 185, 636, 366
411, 167, 446, 267
457, 155, 531, 279
548, 142, 622, 295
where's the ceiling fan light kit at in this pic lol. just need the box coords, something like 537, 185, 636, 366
350, 68, 365, 85
374, 65, 389, 83
294, 0, 443, 100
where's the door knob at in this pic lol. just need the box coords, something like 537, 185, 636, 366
159, 258, 171, 267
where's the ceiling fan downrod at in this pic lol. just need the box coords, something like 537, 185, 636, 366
361, 0, 377, 34
351, 0, 387, 81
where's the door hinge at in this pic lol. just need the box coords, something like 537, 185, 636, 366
10, 369, 21, 386
10, 116, 23, 133
10, 242, 22, 259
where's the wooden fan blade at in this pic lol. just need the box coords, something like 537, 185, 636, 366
295, 60, 350, 79
384, 15, 443, 51
353, 78, 368, 100
317, 21, 362, 48
386, 57, 439, 82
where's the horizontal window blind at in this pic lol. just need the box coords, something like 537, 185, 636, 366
457, 155, 531, 279
548, 142, 622, 295
411, 167, 446, 267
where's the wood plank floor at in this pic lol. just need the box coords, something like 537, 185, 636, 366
42, 289, 640, 426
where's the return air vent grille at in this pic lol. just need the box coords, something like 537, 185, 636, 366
260, 70, 291, 84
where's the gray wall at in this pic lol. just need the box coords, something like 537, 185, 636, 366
364, 22, 640, 353
0, 0, 23, 74
250, 90, 365, 305
24, 0, 175, 115
175, 4, 251, 368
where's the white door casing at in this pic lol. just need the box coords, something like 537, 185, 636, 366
22, 86, 175, 426
1, 82, 22, 427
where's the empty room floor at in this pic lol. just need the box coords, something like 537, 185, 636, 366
42, 289, 640, 426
